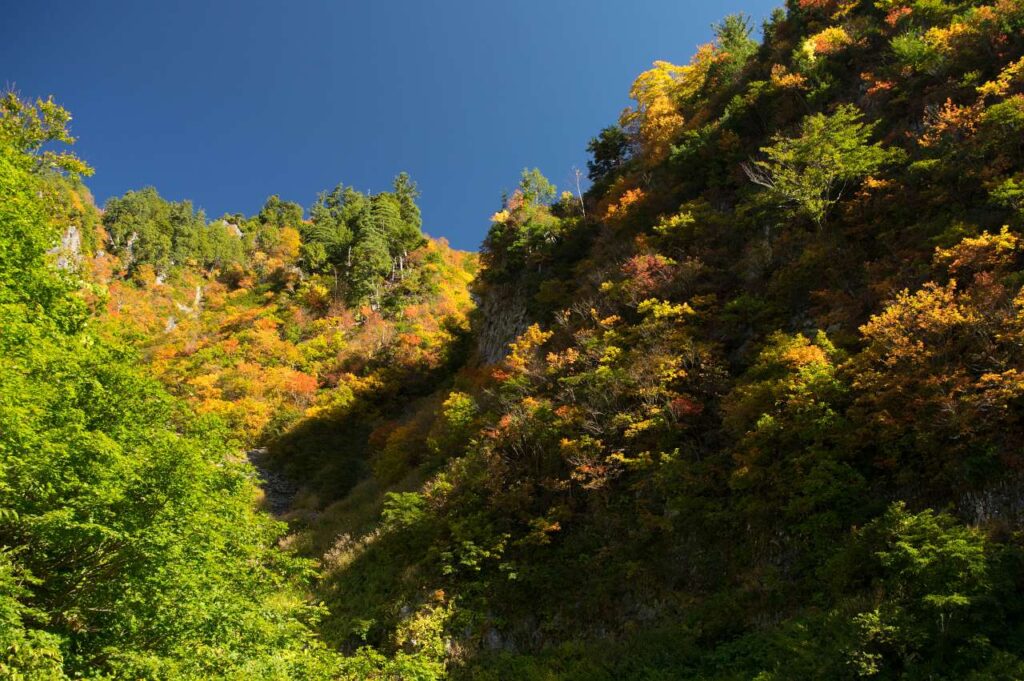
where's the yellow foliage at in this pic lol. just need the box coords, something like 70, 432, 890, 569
654, 210, 696, 237
300, 281, 331, 312
636, 298, 695, 320
858, 282, 978, 365
624, 418, 658, 439
95, 231, 476, 446
924, 21, 976, 56
934, 226, 1019, 274
978, 57, 1024, 99
188, 373, 223, 401
132, 263, 158, 289
781, 343, 830, 368
507, 324, 554, 373
546, 347, 579, 372
804, 26, 854, 57
275, 226, 302, 262
621, 60, 691, 166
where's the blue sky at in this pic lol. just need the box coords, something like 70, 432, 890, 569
3, 0, 780, 250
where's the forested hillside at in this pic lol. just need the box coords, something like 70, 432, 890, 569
291, 0, 1024, 677
4, 0, 1024, 678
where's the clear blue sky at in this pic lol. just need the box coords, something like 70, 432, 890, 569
3, 0, 780, 250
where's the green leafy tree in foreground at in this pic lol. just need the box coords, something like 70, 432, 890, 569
0, 91, 92, 178
0, 94, 339, 679
841, 503, 1024, 679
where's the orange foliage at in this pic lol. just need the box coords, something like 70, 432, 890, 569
771, 64, 808, 91
861, 72, 896, 98
93, 235, 476, 445
603, 188, 646, 222
919, 99, 982, 148
621, 254, 676, 299
886, 6, 912, 26
809, 27, 853, 56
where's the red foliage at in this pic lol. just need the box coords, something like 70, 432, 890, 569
506, 189, 526, 212
886, 6, 913, 26
621, 254, 675, 298
669, 396, 704, 418
797, 0, 838, 13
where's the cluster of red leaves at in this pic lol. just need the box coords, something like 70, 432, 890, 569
886, 6, 913, 27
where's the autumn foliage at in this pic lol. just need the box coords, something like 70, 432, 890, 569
9, 0, 1024, 678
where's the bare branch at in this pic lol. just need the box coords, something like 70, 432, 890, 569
741, 160, 775, 189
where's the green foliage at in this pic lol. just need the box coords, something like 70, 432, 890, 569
335, 601, 451, 680
381, 492, 428, 531
10, 0, 1024, 676
322, 2, 1024, 676
427, 391, 479, 460
0, 97, 339, 679
394, 171, 424, 234
103, 186, 244, 273
990, 173, 1024, 214
479, 168, 564, 283
302, 175, 427, 306
980, 96, 1024, 156
0, 153, 83, 329
724, 332, 867, 555
258, 193, 304, 230
518, 167, 557, 206
744, 104, 903, 227
708, 14, 758, 90
586, 125, 631, 186
0, 92, 92, 178
349, 219, 393, 306
840, 504, 1023, 679
0, 552, 67, 680
306, 183, 360, 271
891, 32, 945, 76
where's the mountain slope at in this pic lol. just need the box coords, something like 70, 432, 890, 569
280, 1, 1024, 678
4, 0, 1024, 678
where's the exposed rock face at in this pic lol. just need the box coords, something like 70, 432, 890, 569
174, 286, 204, 318
48, 225, 82, 269
474, 281, 529, 365
961, 477, 1024, 526
220, 220, 243, 238
247, 448, 297, 516
123, 231, 138, 266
